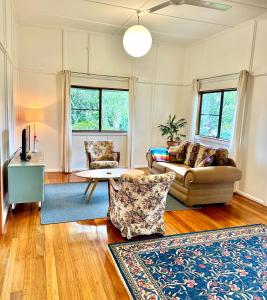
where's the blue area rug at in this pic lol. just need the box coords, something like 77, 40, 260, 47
109, 224, 267, 300
41, 182, 188, 225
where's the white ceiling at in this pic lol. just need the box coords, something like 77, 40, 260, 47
13, 0, 267, 43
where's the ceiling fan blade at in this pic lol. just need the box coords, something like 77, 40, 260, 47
185, 0, 232, 11
137, 1, 175, 16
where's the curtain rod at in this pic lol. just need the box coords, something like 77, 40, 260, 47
71, 71, 129, 80
199, 72, 239, 81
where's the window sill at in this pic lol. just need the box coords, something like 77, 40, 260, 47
72, 131, 127, 137
194, 135, 230, 148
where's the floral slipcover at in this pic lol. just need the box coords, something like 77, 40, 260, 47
108, 171, 175, 239
84, 141, 115, 161
84, 141, 120, 169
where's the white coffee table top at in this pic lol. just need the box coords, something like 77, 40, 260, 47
76, 168, 145, 179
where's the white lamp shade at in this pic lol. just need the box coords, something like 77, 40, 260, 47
25, 109, 44, 123
123, 25, 152, 58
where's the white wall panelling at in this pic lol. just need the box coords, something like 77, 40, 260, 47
16, 24, 188, 171
0, 0, 16, 230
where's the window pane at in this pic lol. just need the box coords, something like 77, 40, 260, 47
199, 115, 219, 138
102, 90, 129, 131
71, 87, 100, 130
201, 92, 221, 115
71, 110, 99, 130
220, 90, 237, 140
71, 88, 99, 109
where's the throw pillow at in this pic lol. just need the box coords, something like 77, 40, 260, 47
184, 143, 200, 167
194, 145, 212, 167
197, 155, 215, 167
168, 141, 189, 163
214, 148, 229, 166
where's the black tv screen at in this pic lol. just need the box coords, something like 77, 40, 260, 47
21, 126, 30, 160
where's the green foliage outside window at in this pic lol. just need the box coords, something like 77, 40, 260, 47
198, 90, 237, 140
71, 87, 129, 131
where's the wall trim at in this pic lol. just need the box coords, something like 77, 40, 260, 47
45, 168, 63, 173
236, 189, 266, 206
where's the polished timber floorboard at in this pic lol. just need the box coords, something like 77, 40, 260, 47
0, 172, 267, 300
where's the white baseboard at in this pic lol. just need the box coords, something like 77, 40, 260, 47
134, 165, 147, 168
45, 168, 63, 173
236, 189, 266, 206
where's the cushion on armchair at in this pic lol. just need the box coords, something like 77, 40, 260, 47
90, 161, 119, 169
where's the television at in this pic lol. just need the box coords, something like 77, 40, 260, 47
20, 126, 31, 161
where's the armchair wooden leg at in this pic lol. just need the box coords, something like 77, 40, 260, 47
84, 178, 92, 195
86, 179, 99, 203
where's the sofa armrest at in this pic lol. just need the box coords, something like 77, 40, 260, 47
146, 151, 154, 168
184, 166, 242, 188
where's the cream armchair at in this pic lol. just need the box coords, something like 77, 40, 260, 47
84, 141, 120, 169
108, 171, 175, 239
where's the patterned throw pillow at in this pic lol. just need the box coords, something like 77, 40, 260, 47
214, 148, 229, 166
184, 143, 200, 167
168, 141, 189, 163
194, 145, 212, 167
197, 155, 215, 167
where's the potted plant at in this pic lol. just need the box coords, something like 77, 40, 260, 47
158, 115, 187, 147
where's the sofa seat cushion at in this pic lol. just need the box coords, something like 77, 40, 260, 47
152, 161, 167, 173
90, 160, 118, 169
158, 162, 190, 183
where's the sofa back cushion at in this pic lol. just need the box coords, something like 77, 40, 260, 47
184, 143, 200, 167
168, 141, 190, 163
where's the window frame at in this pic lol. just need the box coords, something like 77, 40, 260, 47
197, 88, 237, 141
71, 85, 129, 133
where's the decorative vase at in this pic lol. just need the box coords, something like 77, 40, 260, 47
167, 141, 178, 148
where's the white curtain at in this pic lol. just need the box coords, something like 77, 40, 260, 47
229, 70, 249, 165
188, 79, 200, 141
61, 70, 72, 173
127, 76, 137, 168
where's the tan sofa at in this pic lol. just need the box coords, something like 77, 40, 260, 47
146, 144, 242, 206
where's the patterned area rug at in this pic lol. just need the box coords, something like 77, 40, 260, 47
109, 224, 267, 300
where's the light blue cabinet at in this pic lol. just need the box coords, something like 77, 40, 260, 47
8, 152, 45, 208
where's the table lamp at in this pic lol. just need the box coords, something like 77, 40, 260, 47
25, 109, 44, 153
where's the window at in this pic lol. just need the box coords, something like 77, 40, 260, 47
198, 89, 237, 140
71, 86, 129, 132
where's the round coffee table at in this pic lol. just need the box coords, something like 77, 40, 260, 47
76, 168, 145, 203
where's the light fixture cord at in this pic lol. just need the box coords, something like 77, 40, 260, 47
137, 15, 140, 25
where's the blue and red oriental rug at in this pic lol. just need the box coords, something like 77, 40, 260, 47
109, 224, 267, 300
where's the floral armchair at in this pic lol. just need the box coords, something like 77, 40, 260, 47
108, 171, 175, 239
84, 141, 120, 169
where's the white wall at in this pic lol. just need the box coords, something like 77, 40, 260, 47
0, 0, 16, 229
15, 25, 187, 170
183, 16, 267, 206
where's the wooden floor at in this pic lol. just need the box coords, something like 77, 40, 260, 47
0, 172, 267, 300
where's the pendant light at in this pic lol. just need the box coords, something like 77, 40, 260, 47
123, 16, 152, 58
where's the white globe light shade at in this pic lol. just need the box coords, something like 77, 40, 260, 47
123, 25, 152, 57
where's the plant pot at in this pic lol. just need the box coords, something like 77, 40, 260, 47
167, 141, 178, 148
